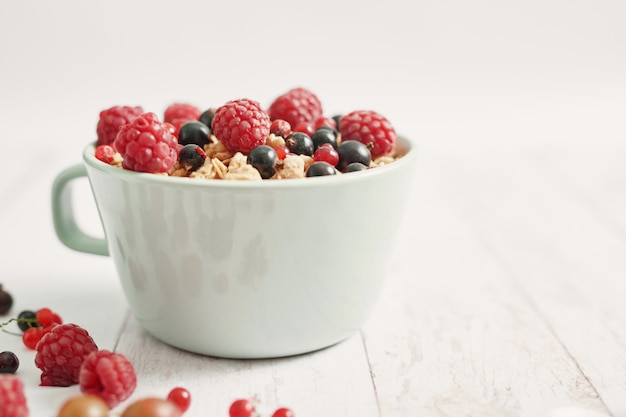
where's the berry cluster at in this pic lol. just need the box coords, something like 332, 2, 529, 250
93, 87, 398, 180
229, 397, 294, 417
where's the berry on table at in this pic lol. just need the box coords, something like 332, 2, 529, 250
56, 394, 109, 417
285, 132, 314, 156
114, 112, 178, 173
177, 121, 211, 147
272, 407, 295, 417
22, 327, 44, 350
167, 387, 191, 412
306, 161, 337, 177
178, 144, 207, 172
229, 398, 255, 417
211, 99, 270, 154
267, 87, 323, 128
311, 128, 337, 150
0, 351, 19, 374
17, 310, 40, 331
313, 143, 339, 166
247, 145, 278, 179
79, 350, 137, 409
35, 323, 99, 387
121, 397, 183, 417
339, 110, 396, 158
163, 102, 201, 124
0, 375, 29, 417
336, 140, 372, 172
96, 105, 144, 147
94, 144, 117, 164
0, 284, 13, 315
36, 307, 62, 328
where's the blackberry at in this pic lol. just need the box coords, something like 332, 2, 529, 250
247, 145, 278, 179
0, 351, 19, 374
311, 127, 337, 150
178, 121, 211, 147
285, 132, 314, 156
345, 162, 368, 172
0, 285, 13, 315
178, 144, 207, 172
17, 310, 40, 331
306, 161, 337, 177
336, 140, 371, 172
199, 108, 216, 130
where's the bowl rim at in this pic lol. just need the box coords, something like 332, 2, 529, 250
83, 136, 417, 189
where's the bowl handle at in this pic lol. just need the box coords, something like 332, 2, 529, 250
51, 164, 109, 256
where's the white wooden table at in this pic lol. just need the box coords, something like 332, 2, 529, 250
1, 113, 625, 416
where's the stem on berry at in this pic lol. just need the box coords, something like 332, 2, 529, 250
0, 317, 39, 332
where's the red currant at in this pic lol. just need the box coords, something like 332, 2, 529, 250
272, 407, 295, 417
292, 122, 314, 136
229, 398, 255, 417
23, 327, 44, 350
313, 143, 339, 167
313, 116, 336, 130
271, 145, 289, 160
270, 119, 292, 137
35, 308, 57, 327
167, 387, 191, 412
94, 144, 116, 164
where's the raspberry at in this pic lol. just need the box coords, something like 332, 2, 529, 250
96, 105, 143, 147
211, 99, 270, 154
94, 144, 117, 164
34, 323, 99, 387
113, 112, 178, 173
339, 110, 397, 158
267, 87, 323, 128
163, 102, 201, 124
0, 375, 28, 417
79, 350, 137, 409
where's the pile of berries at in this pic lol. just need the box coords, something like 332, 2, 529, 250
94, 87, 398, 179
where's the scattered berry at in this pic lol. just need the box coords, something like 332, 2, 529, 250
121, 397, 183, 417
35, 323, 99, 387
267, 87, 323, 128
306, 161, 337, 177
79, 350, 137, 409
313, 143, 339, 166
167, 387, 191, 412
56, 394, 109, 417
0, 375, 29, 417
178, 144, 207, 172
178, 121, 211, 147
272, 408, 295, 417
313, 116, 336, 131
163, 103, 201, 124
94, 144, 117, 164
0, 352, 19, 374
0, 285, 13, 315
247, 145, 278, 179
198, 108, 216, 130
211, 99, 270, 154
22, 327, 44, 350
36, 307, 62, 328
229, 398, 255, 417
336, 140, 372, 172
114, 112, 178, 173
17, 310, 40, 331
96, 105, 144, 147
339, 110, 396, 158
285, 132, 314, 156
269, 119, 292, 137
345, 162, 368, 172
311, 128, 337, 150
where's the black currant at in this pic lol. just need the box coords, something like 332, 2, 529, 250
178, 144, 207, 172
336, 140, 371, 172
0, 284, 13, 315
345, 162, 369, 173
285, 132, 314, 156
311, 127, 337, 150
199, 108, 215, 130
0, 351, 19, 374
178, 121, 211, 147
306, 161, 337, 177
247, 145, 278, 179
332, 114, 343, 130
17, 310, 40, 331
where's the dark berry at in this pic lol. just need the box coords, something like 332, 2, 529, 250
247, 145, 278, 179
17, 310, 40, 331
313, 143, 339, 166
306, 161, 337, 177
199, 108, 216, 130
285, 132, 314, 156
178, 144, 207, 172
336, 140, 371, 172
345, 162, 368, 172
311, 127, 337, 150
178, 121, 211, 147
0, 285, 13, 315
0, 351, 19, 374
332, 114, 343, 130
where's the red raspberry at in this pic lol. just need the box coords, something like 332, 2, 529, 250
34, 323, 99, 387
79, 350, 137, 409
0, 375, 29, 417
114, 112, 178, 173
339, 110, 397, 158
164, 102, 201, 124
96, 105, 143, 147
95, 144, 117, 164
211, 99, 270, 154
267, 87, 323, 128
